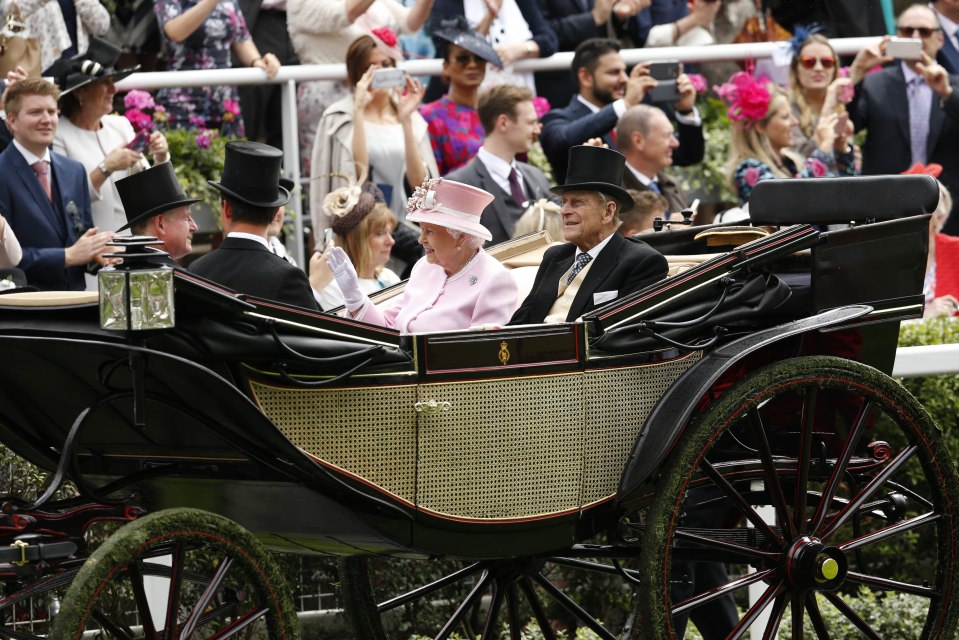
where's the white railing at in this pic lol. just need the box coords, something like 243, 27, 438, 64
114, 37, 881, 266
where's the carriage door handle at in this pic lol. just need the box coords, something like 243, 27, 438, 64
415, 400, 452, 414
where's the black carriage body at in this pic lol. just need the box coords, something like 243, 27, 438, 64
0, 177, 936, 563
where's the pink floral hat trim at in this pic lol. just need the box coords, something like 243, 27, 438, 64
407, 178, 494, 242
714, 71, 772, 127
370, 27, 403, 62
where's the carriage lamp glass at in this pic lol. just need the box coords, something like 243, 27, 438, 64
98, 237, 176, 331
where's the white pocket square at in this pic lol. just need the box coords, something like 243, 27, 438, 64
593, 290, 618, 305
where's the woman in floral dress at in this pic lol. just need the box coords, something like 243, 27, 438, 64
153, 0, 280, 135
717, 72, 857, 205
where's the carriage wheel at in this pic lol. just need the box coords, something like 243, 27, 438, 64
49, 508, 299, 640
0, 565, 81, 638
636, 356, 959, 639
339, 550, 650, 639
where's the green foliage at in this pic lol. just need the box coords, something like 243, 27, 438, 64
802, 588, 929, 639
163, 129, 239, 216
671, 96, 736, 207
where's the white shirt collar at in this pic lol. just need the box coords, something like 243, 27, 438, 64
902, 61, 927, 86
227, 231, 270, 249
576, 94, 602, 114
12, 140, 51, 166
625, 162, 656, 187
577, 231, 615, 261
477, 146, 519, 184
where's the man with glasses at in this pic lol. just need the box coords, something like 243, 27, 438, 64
848, 3, 959, 234
115, 162, 201, 265
932, 0, 959, 73
0, 78, 110, 291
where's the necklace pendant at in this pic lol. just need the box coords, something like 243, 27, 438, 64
469, 275, 478, 286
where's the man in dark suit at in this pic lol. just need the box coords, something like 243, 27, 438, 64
190, 141, 321, 310
116, 162, 202, 266
540, 37, 704, 185
0, 78, 111, 291
848, 4, 959, 235
447, 84, 556, 245
933, 0, 959, 74
235, 0, 298, 150
510, 145, 667, 325
617, 103, 689, 216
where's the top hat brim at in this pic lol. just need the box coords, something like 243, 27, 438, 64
433, 30, 503, 67
117, 195, 202, 232
550, 181, 635, 213
208, 180, 291, 209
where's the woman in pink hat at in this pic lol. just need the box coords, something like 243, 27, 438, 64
327, 178, 518, 333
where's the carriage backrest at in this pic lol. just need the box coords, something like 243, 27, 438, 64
748, 175, 940, 226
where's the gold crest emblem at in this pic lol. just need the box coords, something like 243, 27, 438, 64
498, 341, 510, 366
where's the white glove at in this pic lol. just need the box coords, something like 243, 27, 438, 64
327, 246, 366, 311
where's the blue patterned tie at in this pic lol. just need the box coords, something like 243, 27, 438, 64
648, 180, 661, 194
566, 252, 592, 285
907, 75, 931, 165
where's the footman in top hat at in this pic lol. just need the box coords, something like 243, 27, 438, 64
189, 141, 321, 310
115, 163, 200, 265
509, 145, 668, 325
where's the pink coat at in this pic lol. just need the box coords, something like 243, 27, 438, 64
356, 250, 518, 334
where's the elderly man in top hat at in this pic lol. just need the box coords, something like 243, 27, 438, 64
115, 163, 200, 265
189, 141, 321, 310
509, 145, 667, 325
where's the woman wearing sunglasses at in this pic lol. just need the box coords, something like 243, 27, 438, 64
788, 31, 856, 163
420, 17, 503, 175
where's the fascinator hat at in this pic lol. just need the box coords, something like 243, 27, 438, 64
788, 24, 825, 57
407, 178, 494, 242
432, 17, 503, 67
322, 168, 387, 236
714, 71, 773, 127
369, 27, 403, 62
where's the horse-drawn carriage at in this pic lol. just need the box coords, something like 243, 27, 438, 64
0, 175, 955, 639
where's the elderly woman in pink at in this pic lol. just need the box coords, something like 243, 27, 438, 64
327, 178, 518, 333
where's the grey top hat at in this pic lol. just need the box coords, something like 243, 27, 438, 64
208, 141, 291, 208
550, 146, 634, 212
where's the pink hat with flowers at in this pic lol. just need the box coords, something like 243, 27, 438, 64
714, 71, 773, 127
407, 178, 494, 242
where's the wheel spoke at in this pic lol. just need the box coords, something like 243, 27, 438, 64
518, 578, 556, 640
822, 591, 882, 639
804, 594, 831, 640
127, 561, 159, 640
434, 570, 492, 640
377, 562, 486, 613
164, 542, 186, 637
505, 583, 522, 640
531, 572, 616, 640
90, 608, 136, 640
672, 569, 775, 615
726, 580, 783, 640
820, 445, 918, 542
794, 387, 818, 533
674, 528, 779, 562
845, 571, 940, 598
839, 512, 940, 552
699, 459, 784, 546
205, 606, 269, 640
748, 408, 797, 539
762, 592, 788, 640
480, 580, 504, 639
550, 557, 642, 581
179, 555, 235, 639
790, 594, 802, 639
810, 400, 873, 535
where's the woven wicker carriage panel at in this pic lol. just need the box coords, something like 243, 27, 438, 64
581, 352, 701, 504
249, 381, 418, 503
416, 374, 584, 520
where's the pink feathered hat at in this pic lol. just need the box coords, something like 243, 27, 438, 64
407, 178, 494, 242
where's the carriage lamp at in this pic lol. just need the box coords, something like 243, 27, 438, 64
98, 237, 175, 331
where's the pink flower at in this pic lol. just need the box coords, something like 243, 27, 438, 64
371, 27, 398, 48
532, 96, 551, 118
189, 114, 207, 128
838, 66, 851, 78
123, 90, 155, 111
809, 158, 827, 177
124, 108, 154, 132
687, 73, 707, 94
714, 71, 771, 125
223, 99, 241, 115
744, 166, 761, 187
195, 133, 211, 150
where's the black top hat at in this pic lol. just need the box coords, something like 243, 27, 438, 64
48, 37, 140, 97
550, 146, 634, 213
208, 141, 291, 208
432, 17, 503, 67
116, 162, 201, 232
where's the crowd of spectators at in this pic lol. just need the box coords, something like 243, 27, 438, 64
0, 0, 957, 320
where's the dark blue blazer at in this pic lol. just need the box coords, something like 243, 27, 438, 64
849, 64, 959, 235
0, 145, 92, 290
939, 34, 959, 75
540, 96, 705, 184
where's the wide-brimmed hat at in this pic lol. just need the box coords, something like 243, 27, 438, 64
48, 37, 140, 97
406, 178, 493, 242
432, 17, 503, 67
208, 141, 291, 208
550, 146, 634, 212
116, 162, 200, 232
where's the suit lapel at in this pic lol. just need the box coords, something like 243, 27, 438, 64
939, 36, 959, 74
570, 233, 622, 318
473, 159, 514, 236
533, 245, 575, 320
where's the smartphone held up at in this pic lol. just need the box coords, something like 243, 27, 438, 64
885, 37, 923, 61
370, 67, 407, 90
127, 129, 150, 153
